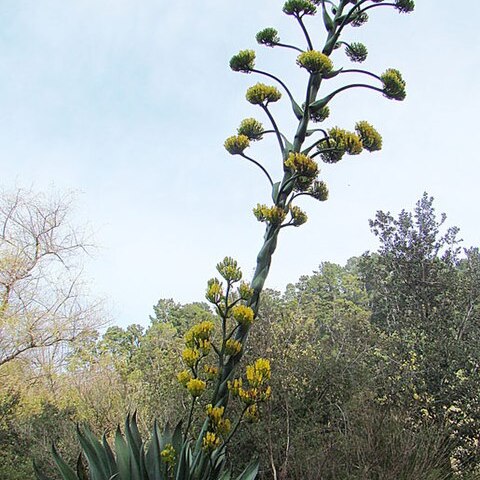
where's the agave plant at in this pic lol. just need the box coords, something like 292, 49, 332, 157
34, 414, 258, 480
35, 1, 414, 479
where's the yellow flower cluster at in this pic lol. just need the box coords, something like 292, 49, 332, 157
228, 358, 272, 408
186, 378, 206, 397
206, 404, 231, 436
229, 49, 256, 73
182, 348, 200, 368
246, 358, 271, 387
232, 304, 255, 326
204, 364, 219, 379
238, 281, 254, 301
216, 256, 242, 282
332, 127, 363, 155
290, 206, 308, 227
355, 121, 382, 152
318, 127, 363, 163
253, 204, 287, 226
296, 50, 333, 75
228, 378, 244, 397
160, 443, 176, 465
225, 338, 242, 356
185, 321, 214, 346
229, 381, 272, 405
237, 118, 264, 141
381, 68, 406, 101
202, 431, 221, 451
246, 83, 282, 105
224, 135, 250, 155
206, 278, 223, 303
206, 404, 225, 424
179, 319, 216, 390
256, 27, 280, 47
284, 152, 318, 178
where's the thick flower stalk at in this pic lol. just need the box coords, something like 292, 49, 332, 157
178, 0, 414, 475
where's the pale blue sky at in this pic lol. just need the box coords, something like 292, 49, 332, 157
1, 1, 479, 326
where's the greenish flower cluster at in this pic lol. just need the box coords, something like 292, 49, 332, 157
253, 204, 287, 226
290, 206, 308, 226
224, 135, 250, 155
355, 121, 383, 152
318, 127, 363, 163
296, 50, 334, 75
246, 83, 282, 105
256, 27, 280, 47
345, 42, 368, 63
351, 11, 369, 27
238, 281, 254, 301
237, 118, 264, 141
282, 0, 316, 16
229, 50, 256, 73
381, 68, 406, 100
310, 105, 330, 123
216, 257, 242, 282
309, 180, 329, 201
395, 0, 415, 13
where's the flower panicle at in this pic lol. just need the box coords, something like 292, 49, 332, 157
232, 304, 255, 326
283, 0, 317, 17
237, 118, 264, 141
229, 49, 256, 73
253, 204, 287, 226
206, 278, 223, 304
381, 68, 406, 101
224, 135, 250, 155
297, 50, 333, 75
256, 27, 280, 47
217, 256, 242, 282
246, 83, 282, 105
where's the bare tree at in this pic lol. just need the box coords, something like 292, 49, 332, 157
0, 187, 105, 367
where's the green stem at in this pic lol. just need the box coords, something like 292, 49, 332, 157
302, 135, 329, 156
185, 398, 196, 437
240, 154, 274, 187
275, 42, 304, 53
341, 69, 382, 81
296, 15, 314, 50
362, 3, 397, 14
326, 83, 384, 101
261, 105, 285, 155
288, 192, 312, 206
293, 75, 314, 152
